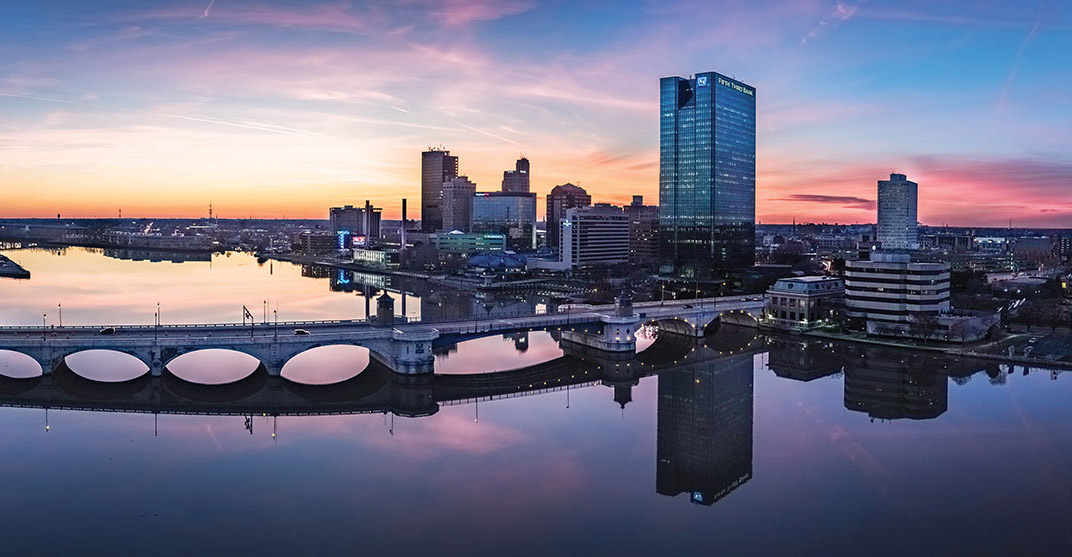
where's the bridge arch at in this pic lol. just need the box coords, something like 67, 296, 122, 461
703, 310, 760, 335
0, 349, 43, 379
642, 316, 703, 337
280, 344, 373, 385
63, 349, 151, 382
164, 348, 264, 385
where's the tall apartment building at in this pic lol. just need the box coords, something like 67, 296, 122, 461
421, 148, 459, 232
876, 173, 919, 250
501, 157, 530, 193
660, 71, 756, 280
546, 183, 590, 252
441, 176, 476, 233
845, 252, 950, 333
560, 204, 630, 269
623, 195, 659, 269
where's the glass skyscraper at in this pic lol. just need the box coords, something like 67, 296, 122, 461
659, 71, 756, 280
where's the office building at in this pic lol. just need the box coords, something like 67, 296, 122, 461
659, 71, 756, 280
329, 202, 381, 248
502, 157, 530, 193
560, 204, 630, 270
766, 276, 844, 331
876, 173, 919, 250
421, 148, 459, 232
430, 231, 506, 253
845, 252, 950, 335
546, 183, 591, 252
471, 191, 537, 249
441, 176, 476, 233
623, 195, 659, 269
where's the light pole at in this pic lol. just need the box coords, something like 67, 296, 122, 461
58, 303, 62, 328
42, 313, 46, 340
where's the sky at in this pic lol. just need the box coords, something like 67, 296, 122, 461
0, 0, 1070, 225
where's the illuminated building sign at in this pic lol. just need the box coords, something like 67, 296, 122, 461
717, 76, 754, 96
352, 235, 367, 247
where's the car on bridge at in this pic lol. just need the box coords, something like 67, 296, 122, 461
99, 327, 116, 335
294, 329, 310, 335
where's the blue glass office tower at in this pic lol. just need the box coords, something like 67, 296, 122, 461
659, 72, 756, 280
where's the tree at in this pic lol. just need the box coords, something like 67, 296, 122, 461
910, 313, 941, 343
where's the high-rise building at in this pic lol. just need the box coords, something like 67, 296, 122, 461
546, 183, 591, 252
441, 176, 476, 233
876, 173, 919, 250
502, 157, 530, 193
471, 191, 537, 249
421, 149, 459, 232
623, 195, 659, 269
659, 71, 756, 280
656, 353, 754, 506
560, 203, 630, 270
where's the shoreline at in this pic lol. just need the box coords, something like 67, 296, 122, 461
802, 329, 1072, 370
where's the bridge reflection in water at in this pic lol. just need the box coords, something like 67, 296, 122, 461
0, 327, 1023, 508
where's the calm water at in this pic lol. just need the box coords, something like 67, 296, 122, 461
1, 248, 1071, 555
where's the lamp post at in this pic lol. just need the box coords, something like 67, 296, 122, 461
42, 314, 46, 340
58, 303, 62, 328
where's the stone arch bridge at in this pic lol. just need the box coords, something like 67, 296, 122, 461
0, 296, 765, 378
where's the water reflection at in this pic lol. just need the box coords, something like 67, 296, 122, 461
166, 349, 261, 385
657, 353, 754, 506
64, 350, 149, 382
0, 349, 42, 378
281, 345, 371, 385
435, 331, 564, 374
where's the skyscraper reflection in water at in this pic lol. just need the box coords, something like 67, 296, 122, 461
656, 353, 754, 506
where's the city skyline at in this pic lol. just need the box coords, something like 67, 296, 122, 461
1, 1, 1070, 225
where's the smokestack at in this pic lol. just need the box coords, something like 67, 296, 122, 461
401, 198, 408, 250
364, 199, 372, 246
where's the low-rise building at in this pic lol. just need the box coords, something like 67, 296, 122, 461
766, 276, 844, 330
430, 231, 506, 254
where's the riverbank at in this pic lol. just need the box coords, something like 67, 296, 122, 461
803, 329, 1072, 370
0, 254, 30, 279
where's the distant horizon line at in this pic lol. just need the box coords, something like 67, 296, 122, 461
1, 216, 1067, 231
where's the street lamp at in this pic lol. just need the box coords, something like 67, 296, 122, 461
42, 313, 46, 340
58, 303, 62, 328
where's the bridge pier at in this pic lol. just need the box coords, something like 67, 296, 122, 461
560, 314, 639, 353
374, 328, 439, 375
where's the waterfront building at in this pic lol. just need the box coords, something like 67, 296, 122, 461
845, 252, 950, 336
501, 157, 530, 193
656, 352, 753, 506
766, 276, 844, 331
421, 148, 459, 232
352, 248, 400, 269
623, 195, 659, 269
441, 176, 477, 233
877, 173, 919, 250
329, 202, 381, 248
659, 71, 756, 280
546, 183, 590, 252
471, 191, 537, 249
299, 231, 336, 255
560, 204, 630, 270
430, 231, 506, 253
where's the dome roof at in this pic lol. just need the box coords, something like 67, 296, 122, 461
468, 250, 526, 269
